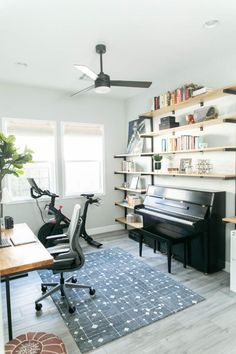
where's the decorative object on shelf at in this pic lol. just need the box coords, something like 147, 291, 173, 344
199, 142, 208, 149
122, 181, 129, 188
126, 213, 136, 223
129, 176, 139, 189
179, 158, 192, 173
192, 87, 212, 97
127, 194, 142, 207
196, 159, 213, 174
127, 117, 151, 154
186, 114, 195, 124
165, 155, 175, 172
193, 106, 218, 123
153, 154, 163, 172
168, 167, 179, 173
122, 160, 135, 172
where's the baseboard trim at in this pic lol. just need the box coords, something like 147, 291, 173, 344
87, 224, 125, 235
224, 261, 230, 273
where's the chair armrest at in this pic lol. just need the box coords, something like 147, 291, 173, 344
52, 237, 69, 244
46, 234, 67, 240
49, 247, 70, 256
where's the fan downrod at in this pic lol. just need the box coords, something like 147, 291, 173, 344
96, 44, 106, 54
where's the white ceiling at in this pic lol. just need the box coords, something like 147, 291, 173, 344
0, 0, 236, 99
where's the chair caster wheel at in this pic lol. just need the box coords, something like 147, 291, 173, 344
71, 276, 77, 283
69, 306, 76, 314
35, 303, 42, 311
41, 285, 47, 293
89, 288, 96, 297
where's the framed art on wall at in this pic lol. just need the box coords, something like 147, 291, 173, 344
179, 158, 192, 173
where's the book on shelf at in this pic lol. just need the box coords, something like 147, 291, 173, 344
192, 87, 212, 97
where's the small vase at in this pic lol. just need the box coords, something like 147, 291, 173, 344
154, 161, 161, 172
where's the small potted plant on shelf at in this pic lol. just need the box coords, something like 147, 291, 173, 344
153, 154, 163, 172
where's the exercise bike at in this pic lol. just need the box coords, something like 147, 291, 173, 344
28, 178, 103, 248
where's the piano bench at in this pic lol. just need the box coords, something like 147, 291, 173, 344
138, 229, 188, 273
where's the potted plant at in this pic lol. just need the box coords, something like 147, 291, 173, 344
0, 132, 33, 237
153, 154, 163, 172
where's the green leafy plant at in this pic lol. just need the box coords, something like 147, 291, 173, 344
0, 132, 33, 232
153, 154, 163, 162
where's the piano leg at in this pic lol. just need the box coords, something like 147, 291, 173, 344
139, 233, 143, 257
154, 240, 160, 253
203, 231, 209, 274
183, 240, 187, 268
167, 243, 172, 273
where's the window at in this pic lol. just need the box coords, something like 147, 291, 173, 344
62, 122, 104, 196
2, 118, 56, 201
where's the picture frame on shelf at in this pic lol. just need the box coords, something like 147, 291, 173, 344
179, 158, 192, 173
129, 176, 139, 189
127, 117, 151, 154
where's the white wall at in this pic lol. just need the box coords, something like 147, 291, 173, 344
0, 82, 126, 235
125, 70, 236, 268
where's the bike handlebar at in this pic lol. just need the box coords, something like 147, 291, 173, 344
30, 186, 59, 200
30, 185, 100, 205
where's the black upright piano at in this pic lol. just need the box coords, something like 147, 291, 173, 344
134, 185, 226, 273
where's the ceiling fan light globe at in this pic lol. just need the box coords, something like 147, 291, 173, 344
95, 73, 111, 94
95, 86, 111, 94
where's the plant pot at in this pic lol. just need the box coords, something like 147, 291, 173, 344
154, 161, 162, 172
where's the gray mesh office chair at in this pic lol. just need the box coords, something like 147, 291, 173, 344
35, 204, 96, 314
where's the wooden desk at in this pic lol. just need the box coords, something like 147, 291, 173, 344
0, 223, 53, 340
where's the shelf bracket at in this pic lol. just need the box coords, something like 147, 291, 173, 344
223, 88, 236, 95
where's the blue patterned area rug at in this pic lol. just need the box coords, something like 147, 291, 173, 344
38, 248, 204, 353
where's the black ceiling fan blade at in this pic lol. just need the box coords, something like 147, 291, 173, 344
110, 80, 152, 88
70, 84, 95, 97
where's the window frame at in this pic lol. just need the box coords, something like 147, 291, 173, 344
1, 117, 58, 202
61, 121, 105, 198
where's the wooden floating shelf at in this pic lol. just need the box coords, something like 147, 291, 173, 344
114, 152, 153, 158
115, 171, 236, 179
115, 186, 146, 193
115, 171, 152, 175
141, 86, 236, 118
148, 172, 236, 179
115, 202, 134, 210
158, 146, 236, 154
222, 217, 236, 224
115, 146, 236, 158
141, 116, 236, 137
145, 116, 236, 137
115, 217, 143, 229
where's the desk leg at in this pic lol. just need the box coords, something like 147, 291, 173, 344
5, 276, 13, 340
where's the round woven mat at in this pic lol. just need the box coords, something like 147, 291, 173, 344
5, 332, 67, 354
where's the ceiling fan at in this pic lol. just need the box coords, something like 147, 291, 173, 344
71, 44, 152, 97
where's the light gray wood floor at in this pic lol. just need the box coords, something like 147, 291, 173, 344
2, 230, 236, 354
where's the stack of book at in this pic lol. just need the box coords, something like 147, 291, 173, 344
161, 135, 201, 152
154, 83, 203, 110
159, 116, 179, 130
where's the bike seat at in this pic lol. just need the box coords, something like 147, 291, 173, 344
81, 193, 94, 198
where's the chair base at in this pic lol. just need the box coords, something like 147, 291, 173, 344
35, 272, 95, 313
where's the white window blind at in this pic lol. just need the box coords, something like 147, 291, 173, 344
62, 122, 104, 196
2, 118, 56, 201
